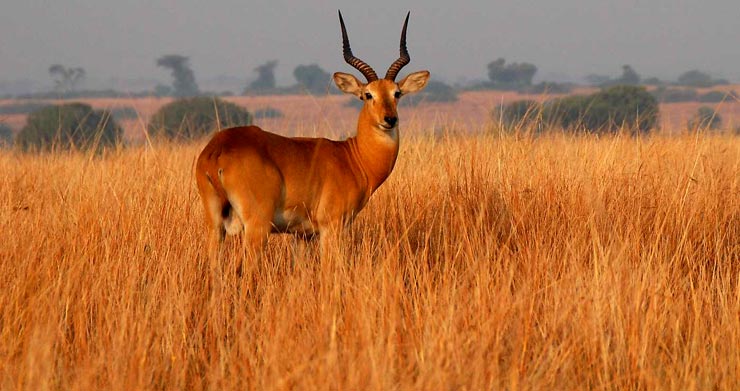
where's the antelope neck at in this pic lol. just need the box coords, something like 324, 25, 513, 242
347, 107, 400, 193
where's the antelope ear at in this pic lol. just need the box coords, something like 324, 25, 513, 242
333, 72, 364, 99
398, 70, 430, 95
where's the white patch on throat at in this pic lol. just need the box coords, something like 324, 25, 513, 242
375, 125, 399, 145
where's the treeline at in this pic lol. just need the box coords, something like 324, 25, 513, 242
5, 56, 735, 105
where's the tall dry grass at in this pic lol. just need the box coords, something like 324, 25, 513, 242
0, 126, 738, 390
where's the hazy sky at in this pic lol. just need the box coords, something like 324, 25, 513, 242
1, 0, 739, 90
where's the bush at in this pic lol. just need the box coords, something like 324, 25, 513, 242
688, 106, 721, 130
542, 95, 593, 129
651, 87, 698, 103
557, 85, 658, 133
16, 103, 122, 151
0, 124, 12, 147
501, 85, 660, 133
147, 97, 252, 140
110, 106, 139, 120
402, 80, 458, 106
495, 100, 542, 127
253, 107, 284, 119
697, 90, 737, 103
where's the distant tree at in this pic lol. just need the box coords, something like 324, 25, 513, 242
599, 65, 640, 87
156, 55, 199, 97
615, 65, 640, 85
487, 58, 507, 82
247, 60, 278, 93
688, 106, 721, 130
675, 70, 729, 88
49, 64, 86, 93
293, 64, 331, 94
487, 58, 537, 89
676, 70, 714, 87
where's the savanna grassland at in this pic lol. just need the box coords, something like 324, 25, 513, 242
0, 112, 739, 389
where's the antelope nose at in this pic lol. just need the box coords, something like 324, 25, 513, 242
384, 116, 398, 127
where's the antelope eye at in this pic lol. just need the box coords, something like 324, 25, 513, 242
394, 91, 402, 99
364, 92, 373, 100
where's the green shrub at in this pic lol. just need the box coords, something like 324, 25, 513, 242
147, 97, 252, 140
688, 106, 721, 130
578, 85, 659, 132
0, 124, 12, 147
503, 85, 659, 133
110, 106, 139, 120
16, 103, 122, 151
495, 100, 542, 127
542, 94, 594, 129
651, 87, 698, 103
697, 90, 737, 103
402, 80, 458, 106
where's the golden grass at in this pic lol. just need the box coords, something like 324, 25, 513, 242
0, 127, 738, 390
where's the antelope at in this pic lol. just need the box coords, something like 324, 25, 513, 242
195, 11, 430, 255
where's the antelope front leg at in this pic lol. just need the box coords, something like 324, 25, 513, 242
235, 219, 270, 275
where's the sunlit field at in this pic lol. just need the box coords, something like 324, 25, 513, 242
1, 114, 738, 389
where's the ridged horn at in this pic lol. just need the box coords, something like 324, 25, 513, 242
384, 12, 411, 81
338, 10, 378, 82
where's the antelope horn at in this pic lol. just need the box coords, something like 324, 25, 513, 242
338, 10, 378, 82
385, 12, 411, 81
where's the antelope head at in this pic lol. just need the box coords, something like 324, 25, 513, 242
333, 11, 430, 132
